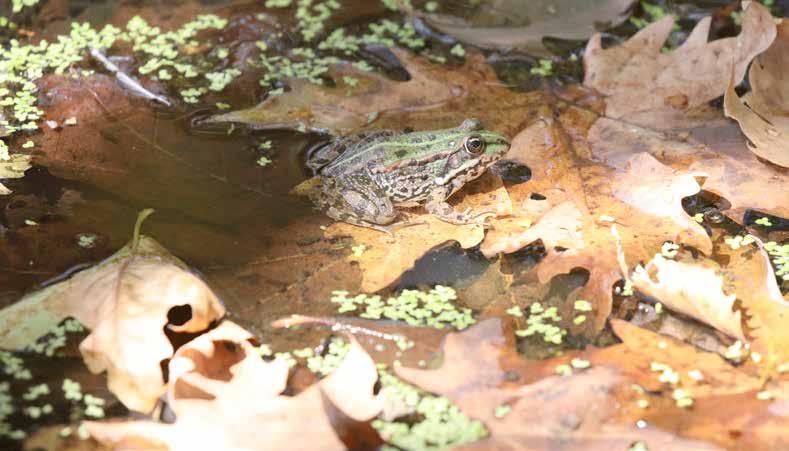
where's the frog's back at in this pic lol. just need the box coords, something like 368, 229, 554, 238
309, 131, 396, 176
320, 131, 399, 176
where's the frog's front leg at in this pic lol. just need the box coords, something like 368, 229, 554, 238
311, 174, 405, 233
425, 186, 494, 225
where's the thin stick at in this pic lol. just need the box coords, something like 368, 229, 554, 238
89, 48, 172, 107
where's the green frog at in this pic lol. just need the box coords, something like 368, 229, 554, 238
307, 118, 511, 232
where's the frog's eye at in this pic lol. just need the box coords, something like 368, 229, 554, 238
464, 135, 486, 155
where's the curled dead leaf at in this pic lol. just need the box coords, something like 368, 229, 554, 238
724, 20, 789, 168
632, 240, 789, 365
87, 320, 382, 451
0, 229, 226, 413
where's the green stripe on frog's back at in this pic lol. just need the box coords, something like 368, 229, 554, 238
322, 130, 464, 174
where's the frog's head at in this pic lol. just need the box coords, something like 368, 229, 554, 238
431, 118, 510, 188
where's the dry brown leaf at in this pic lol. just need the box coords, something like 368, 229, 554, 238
325, 172, 511, 292
396, 320, 723, 451
632, 238, 789, 364
208, 49, 465, 135
209, 47, 552, 139
0, 230, 226, 413
0, 153, 32, 195
724, 20, 789, 168
422, 0, 635, 56
632, 253, 745, 341
481, 115, 710, 332
605, 320, 762, 397
33, 74, 273, 228
588, 114, 789, 223
87, 321, 382, 451
718, 240, 789, 365
584, 2, 775, 119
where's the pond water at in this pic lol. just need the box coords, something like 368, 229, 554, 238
1, 0, 787, 448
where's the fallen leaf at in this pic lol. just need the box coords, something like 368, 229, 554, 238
724, 20, 789, 168
632, 235, 789, 365
86, 320, 382, 451
584, 2, 775, 120
208, 49, 465, 135
421, 0, 636, 56
396, 320, 723, 451
0, 213, 226, 413
587, 113, 789, 222
33, 74, 274, 227
481, 114, 711, 332
632, 253, 745, 341
208, 47, 552, 139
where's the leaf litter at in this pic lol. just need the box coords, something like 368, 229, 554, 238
0, 0, 788, 450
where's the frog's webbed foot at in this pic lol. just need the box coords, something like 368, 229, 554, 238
426, 199, 496, 228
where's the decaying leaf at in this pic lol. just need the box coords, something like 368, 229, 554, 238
588, 112, 789, 223
208, 49, 466, 135
633, 237, 789, 364
422, 0, 636, 56
481, 115, 711, 332
0, 153, 32, 195
724, 20, 789, 168
632, 253, 745, 341
0, 212, 226, 413
208, 47, 551, 139
584, 2, 775, 120
325, 172, 511, 292
86, 320, 382, 451
396, 320, 724, 450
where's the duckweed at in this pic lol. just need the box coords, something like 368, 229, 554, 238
373, 369, 487, 450
330, 286, 475, 330
514, 302, 567, 344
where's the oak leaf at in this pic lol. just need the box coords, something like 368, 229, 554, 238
724, 20, 789, 168
86, 321, 382, 451
584, 2, 775, 120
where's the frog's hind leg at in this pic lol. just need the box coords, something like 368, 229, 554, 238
312, 175, 409, 233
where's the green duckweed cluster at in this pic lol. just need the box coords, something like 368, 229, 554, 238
0, 381, 23, 440
26, 318, 84, 356
12, 0, 38, 13
511, 302, 567, 344
0, 318, 105, 441
630, 1, 671, 29
764, 241, 788, 281
330, 286, 476, 330
305, 336, 349, 375
298, 336, 486, 449
256, 0, 457, 89
0, 14, 229, 158
374, 369, 488, 450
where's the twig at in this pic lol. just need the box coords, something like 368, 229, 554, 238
89, 47, 172, 107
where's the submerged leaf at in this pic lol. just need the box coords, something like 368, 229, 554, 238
422, 0, 636, 56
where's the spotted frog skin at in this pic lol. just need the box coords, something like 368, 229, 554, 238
307, 118, 511, 232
